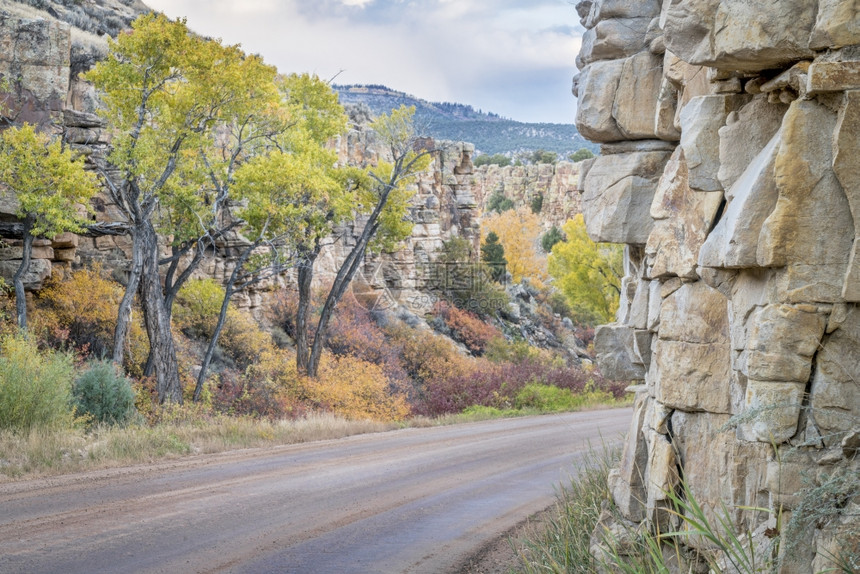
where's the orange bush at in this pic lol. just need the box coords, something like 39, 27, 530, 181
302, 354, 410, 422
385, 322, 475, 387
32, 266, 149, 372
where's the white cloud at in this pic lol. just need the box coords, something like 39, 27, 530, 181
143, 0, 583, 123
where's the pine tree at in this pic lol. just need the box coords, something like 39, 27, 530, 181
481, 231, 507, 283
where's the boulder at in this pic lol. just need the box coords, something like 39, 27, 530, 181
613, 51, 665, 139
717, 96, 788, 192
655, 281, 733, 413
671, 411, 771, 548
699, 130, 781, 270
663, 0, 816, 72
0, 258, 52, 290
807, 60, 860, 94
739, 380, 807, 443
594, 323, 647, 381
586, 0, 662, 27
575, 59, 626, 142
809, 307, 860, 447
658, 281, 729, 345
809, 0, 860, 51
746, 304, 827, 384
758, 99, 854, 304
581, 150, 672, 244
609, 391, 650, 522
833, 91, 860, 301
645, 431, 679, 530
579, 18, 652, 66
646, 148, 723, 279
680, 95, 750, 192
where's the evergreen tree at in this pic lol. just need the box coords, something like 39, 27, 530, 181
481, 231, 507, 283
541, 226, 565, 253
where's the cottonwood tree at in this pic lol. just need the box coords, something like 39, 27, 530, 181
0, 124, 99, 330
86, 14, 278, 403
548, 214, 622, 325
295, 105, 433, 378
135, 51, 284, 378
192, 74, 353, 400
483, 206, 547, 289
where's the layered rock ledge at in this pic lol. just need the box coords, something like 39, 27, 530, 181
574, 0, 860, 569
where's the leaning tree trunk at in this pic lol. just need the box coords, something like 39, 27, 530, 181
113, 224, 144, 365
306, 221, 379, 378
193, 243, 255, 402
12, 216, 35, 331
139, 221, 182, 404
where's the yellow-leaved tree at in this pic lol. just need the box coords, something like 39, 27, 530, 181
0, 124, 99, 330
548, 214, 623, 326
86, 14, 287, 403
482, 206, 548, 289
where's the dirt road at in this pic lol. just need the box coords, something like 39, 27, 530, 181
0, 409, 631, 574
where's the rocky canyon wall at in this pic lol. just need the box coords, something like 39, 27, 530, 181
471, 161, 583, 230
574, 0, 859, 570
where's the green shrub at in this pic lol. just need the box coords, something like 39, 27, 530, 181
568, 148, 595, 163
541, 226, 565, 253
473, 153, 511, 168
530, 193, 543, 214
173, 278, 224, 339
514, 383, 579, 411
487, 189, 515, 214
73, 360, 136, 426
0, 336, 76, 432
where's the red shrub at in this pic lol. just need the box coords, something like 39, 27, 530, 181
433, 301, 501, 355
327, 295, 408, 386
415, 358, 627, 417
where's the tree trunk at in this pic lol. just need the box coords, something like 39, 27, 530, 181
306, 222, 379, 378
143, 238, 209, 377
295, 244, 320, 376
113, 225, 144, 365
193, 284, 232, 402
12, 217, 34, 331
193, 243, 255, 402
139, 221, 182, 404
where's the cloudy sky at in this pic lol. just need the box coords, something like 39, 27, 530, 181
143, 0, 584, 124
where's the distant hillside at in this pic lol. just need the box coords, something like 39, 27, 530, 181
334, 85, 598, 158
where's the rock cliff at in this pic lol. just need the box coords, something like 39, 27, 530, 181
574, 0, 859, 569
471, 161, 583, 230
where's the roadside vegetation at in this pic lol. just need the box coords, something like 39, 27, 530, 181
514, 448, 858, 574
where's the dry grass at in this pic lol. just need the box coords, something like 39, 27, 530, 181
0, 412, 400, 482
0, 0, 54, 20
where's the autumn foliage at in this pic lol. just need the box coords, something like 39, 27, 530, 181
482, 207, 548, 289
432, 300, 501, 355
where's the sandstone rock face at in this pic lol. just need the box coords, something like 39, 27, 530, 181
471, 161, 582, 231
581, 150, 671, 244
0, 13, 70, 128
575, 0, 860, 569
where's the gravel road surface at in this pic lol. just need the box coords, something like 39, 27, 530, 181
0, 409, 631, 574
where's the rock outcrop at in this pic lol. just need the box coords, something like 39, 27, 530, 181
575, 0, 860, 569
471, 162, 583, 230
